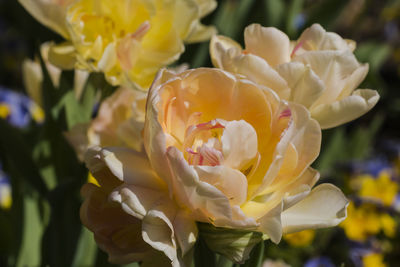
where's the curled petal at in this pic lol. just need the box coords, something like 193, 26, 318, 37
244, 24, 291, 66
281, 184, 348, 234
311, 89, 380, 129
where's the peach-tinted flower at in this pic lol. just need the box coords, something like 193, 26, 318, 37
210, 24, 379, 129
19, 0, 217, 88
144, 68, 347, 246
82, 147, 197, 266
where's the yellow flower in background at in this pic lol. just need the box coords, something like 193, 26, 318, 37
0, 103, 11, 119
283, 229, 315, 247
359, 171, 398, 206
340, 201, 397, 241
362, 253, 387, 267
210, 23, 379, 129
19, 0, 217, 89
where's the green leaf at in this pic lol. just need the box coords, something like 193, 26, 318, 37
355, 42, 391, 72
71, 227, 98, 267
242, 241, 264, 267
0, 119, 48, 196
198, 223, 267, 264
16, 194, 47, 267
263, 0, 285, 27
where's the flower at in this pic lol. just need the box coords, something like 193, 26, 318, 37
210, 23, 379, 129
340, 201, 397, 241
283, 229, 315, 247
358, 171, 398, 206
362, 252, 387, 267
82, 147, 197, 266
22, 42, 89, 107
144, 68, 347, 248
304, 256, 335, 267
0, 86, 44, 127
19, 0, 217, 88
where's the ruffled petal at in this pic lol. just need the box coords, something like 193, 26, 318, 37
311, 89, 380, 129
281, 184, 348, 234
244, 24, 291, 66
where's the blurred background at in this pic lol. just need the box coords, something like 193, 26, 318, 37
0, 0, 399, 266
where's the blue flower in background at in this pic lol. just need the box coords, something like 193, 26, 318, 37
0, 166, 11, 209
351, 157, 392, 177
0, 86, 43, 127
304, 256, 335, 267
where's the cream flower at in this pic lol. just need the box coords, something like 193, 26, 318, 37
210, 23, 379, 129
19, 0, 217, 88
144, 68, 348, 246
82, 147, 197, 266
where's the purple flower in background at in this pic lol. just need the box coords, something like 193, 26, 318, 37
351, 157, 392, 177
304, 256, 335, 267
0, 86, 43, 127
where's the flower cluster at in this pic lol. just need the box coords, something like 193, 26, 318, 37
18, 0, 382, 265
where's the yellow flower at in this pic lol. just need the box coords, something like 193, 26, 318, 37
359, 171, 398, 206
340, 201, 397, 241
19, 0, 217, 88
143, 68, 347, 248
0, 103, 11, 119
283, 229, 315, 247
362, 253, 386, 267
210, 23, 379, 129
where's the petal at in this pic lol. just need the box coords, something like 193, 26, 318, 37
185, 23, 217, 43
109, 184, 166, 220
22, 59, 43, 107
18, 0, 71, 38
221, 120, 258, 170
98, 43, 118, 73
228, 53, 291, 100
48, 42, 77, 70
276, 62, 325, 108
142, 202, 180, 267
84, 146, 166, 192
80, 183, 151, 264
293, 50, 361, 106
258, 202, 284, 243
100, 147, 166, 190
294, 24, 354, 54
281, 184, 348, 234
210, 35, 242, 69
194, 165, 248, 205
311, 89, 380, 129
244, 24, 291, 66
166, 146, 233, 222
173, 210, 198, 256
